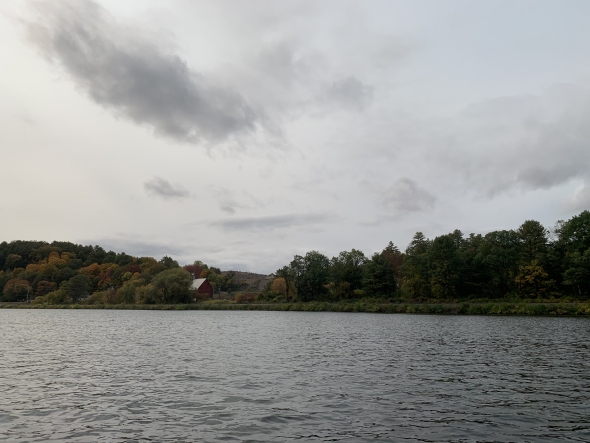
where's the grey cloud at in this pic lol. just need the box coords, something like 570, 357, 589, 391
209, 212, 336, 232
566, 184, 590, 212
359, 214, 400, 227
208, 185, 257, 215
234, 40, 324, 117
220, 39, 378, 118
380, 178, 436, 212
144, 177, 190, 200
358, 84, 590, 199
220, 205, 236, 215
24, 0, 258, 143
442, 84, 590, 196
372, 36, 414, 70
517, 162, 585, 191
325, 77, 374, 111
256, 41, 306, 90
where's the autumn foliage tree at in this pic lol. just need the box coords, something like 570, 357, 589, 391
3, 278, 32, 302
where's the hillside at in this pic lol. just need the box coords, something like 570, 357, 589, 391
222, 271, 274, 292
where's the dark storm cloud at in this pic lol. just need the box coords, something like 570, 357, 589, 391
24, 0, 258, 143
380, 178, 436, 212
144, 177, 190, 200
325, 77, 374, 111
209, 212, 336, 232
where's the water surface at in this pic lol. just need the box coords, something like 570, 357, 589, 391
1, 310, 589, 442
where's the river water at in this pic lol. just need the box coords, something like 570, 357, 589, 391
0, 310, 589, 442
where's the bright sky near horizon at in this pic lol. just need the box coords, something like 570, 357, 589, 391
1, 0, 590, 273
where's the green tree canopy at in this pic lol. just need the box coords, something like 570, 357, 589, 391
556, 210, 590, 254
364, 252, 396, 298
151, 268, 192, 303
62, 274, 92, 303
518, 220, 548, 263
331, 249, 367, 292
290, 251, 331, 301
427, 234, 463, 299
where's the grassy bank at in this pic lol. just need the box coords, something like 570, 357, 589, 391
2, 301, 590, 316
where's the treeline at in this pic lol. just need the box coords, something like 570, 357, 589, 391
263, 210, 590, 302
0, 241, 239, 304
2, 210, 589, 305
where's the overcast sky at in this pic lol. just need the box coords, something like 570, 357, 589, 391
1, 0, 590, 272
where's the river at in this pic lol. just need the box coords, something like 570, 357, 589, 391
1, 310, 589, 442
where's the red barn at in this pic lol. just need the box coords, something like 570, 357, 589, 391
190, 278, 214, 300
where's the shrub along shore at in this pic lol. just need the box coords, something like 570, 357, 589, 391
2, 300, 590, 316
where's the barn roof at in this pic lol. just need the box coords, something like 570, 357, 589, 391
190, 278, 208, 290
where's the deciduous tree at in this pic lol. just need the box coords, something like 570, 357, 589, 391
151, 268, 192, 303
3, 278, 32, 302
290, 251, 330, 301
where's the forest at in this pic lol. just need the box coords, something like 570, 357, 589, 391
1, 210, 589, 305
0, 243, 239, 305
268, 210, 590, 303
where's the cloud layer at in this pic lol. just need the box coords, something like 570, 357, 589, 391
380, 178, 436, 213
210, 213, 336, 232
3, 1, 590, 273
144, 177, 190, 200
428, 85, 590, 197
325, 77, 374, 111
24, 0, 258, 144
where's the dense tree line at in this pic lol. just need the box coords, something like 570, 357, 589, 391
0, 241, 237, 304
2, 210, 589, 305
263, 210, 590, 302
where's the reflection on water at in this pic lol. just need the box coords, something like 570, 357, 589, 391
0, 310, 589, 442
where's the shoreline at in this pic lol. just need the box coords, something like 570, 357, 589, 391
2, 301, 590, 316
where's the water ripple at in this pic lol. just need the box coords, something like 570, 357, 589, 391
1, 311, 589, 442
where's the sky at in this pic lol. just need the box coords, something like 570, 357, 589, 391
1, 0, 590, 273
